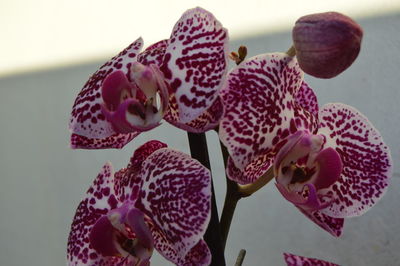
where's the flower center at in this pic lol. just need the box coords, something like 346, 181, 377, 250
101, 62, 169, 133
289, 165, 315, 185
274, 131, 343, 211
274, 131, 324, 192
120, 238, 139, 255
89, 205, 154, 263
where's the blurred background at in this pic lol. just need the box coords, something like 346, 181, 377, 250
0, 0, 399, 265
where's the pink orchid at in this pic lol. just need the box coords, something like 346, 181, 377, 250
284, 253, 339, 266
219, 53, 319, 185
69, 7, 228, 149
219, 53, 392, 236
274, 104, 392, 236
67, 140, 212, 265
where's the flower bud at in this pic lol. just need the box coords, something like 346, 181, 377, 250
292, 12, 363, 78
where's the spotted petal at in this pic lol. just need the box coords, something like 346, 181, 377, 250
179, 239, 211, 266
70, 132, 139, 149
295, 81, 319, 116
114, 140, 168, 203
68, 140, 211, 265
135, 148, 212, 261
69, 38, 143, 148
150, 225, 210, 266
318, 103, 392, 218
226, 153, 274, 185
276, 183, 332, 212
137, 39, 168, 66
220, 53, 317, 183
67, 163, 122, 265
164, 95, 224, 133
298, 208, 344, 237
139, 38, 224, 133
284, 253, 339, 266
161, 7, 229, 123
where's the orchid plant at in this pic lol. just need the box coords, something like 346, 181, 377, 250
69, 7, 228, 149
68, 7, 392, 266
67, 140, 212, 265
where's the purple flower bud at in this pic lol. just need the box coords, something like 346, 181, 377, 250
292, 12, 363, 78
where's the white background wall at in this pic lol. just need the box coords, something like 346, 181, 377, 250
1, 0, 399, 76
0, 5, 399, 266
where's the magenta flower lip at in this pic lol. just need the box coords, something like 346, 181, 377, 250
88, 204, 154, 263
274, 131, 342, 212
100, 64, 168, 134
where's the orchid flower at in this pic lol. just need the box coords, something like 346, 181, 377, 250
274, 103, 392, 236
283, 253, 339, 266
67, 140, 212, 265
219, 53, 319, 185
69, 7, 228, 149
219, 53, 392, 236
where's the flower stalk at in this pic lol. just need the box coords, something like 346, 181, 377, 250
187, 132, 226, 266
238, 167, 275, 196
286, 45, 296, 57
219, 141, 275, 250
234, 249, 247, 266
66, 7, 392, 266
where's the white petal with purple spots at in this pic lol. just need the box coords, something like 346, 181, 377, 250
137, 39, 168, 67
318, 103, 392, 218
284, 252, 339, 266
67, 163, 122, 265
164, 94, 224, 133
220, 53, 311, 174
69, 38, 143, 141
70, 132, 139, 149
179, 239, 211, 266
295, 81, 319, 116
136, 148, 211, 259
298, 208, 344, 237
161, 7, 229, 123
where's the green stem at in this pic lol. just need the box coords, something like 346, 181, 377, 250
219, 141, 275, 250
234, 249, 247, 266
238, 167, 275, 197
219, 141, 239, 251
220, 178, 240, 251
286, 45, 296, 57
187, 132, 226, 266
